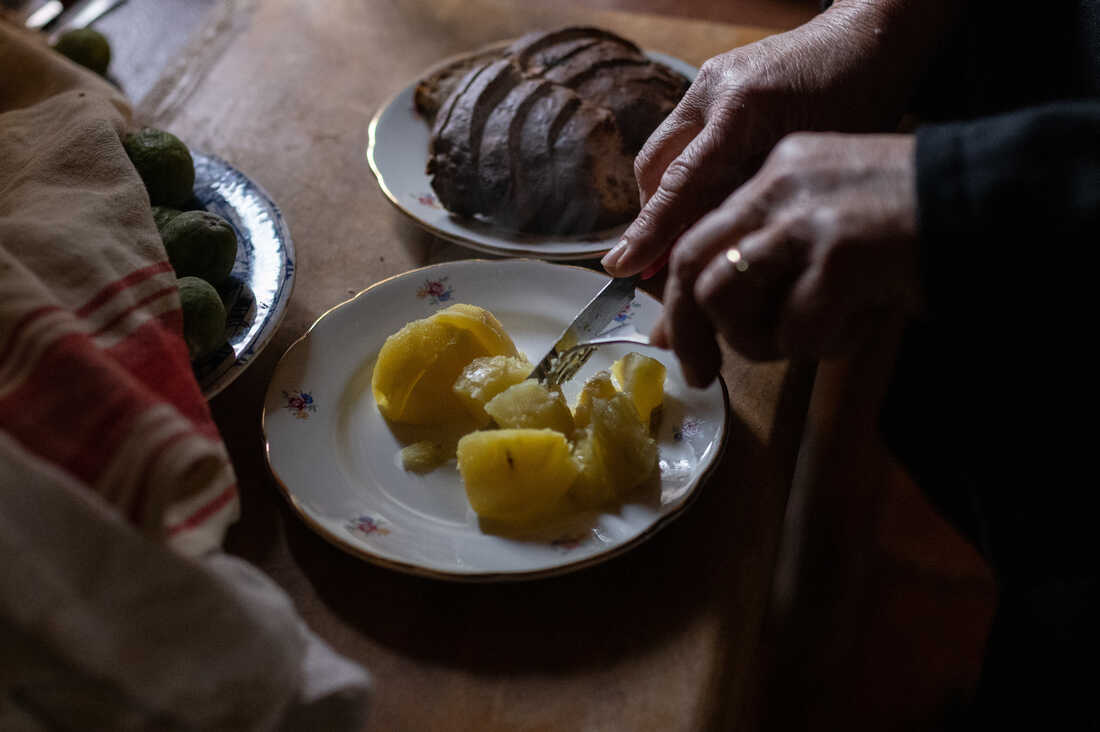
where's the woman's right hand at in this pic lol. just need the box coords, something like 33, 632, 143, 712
602, 0, 961, 280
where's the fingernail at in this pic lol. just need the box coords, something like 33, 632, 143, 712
601, 238, 629, 269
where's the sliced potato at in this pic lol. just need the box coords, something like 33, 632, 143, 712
569, 393, 658, 509
372, 303, 518, 424
484, 379, 575, 435
400, 440, 450, 473
611, 352, 666, 430
457, 428, 579, 523
453, 354, 532, 426
572, 370, 617, 429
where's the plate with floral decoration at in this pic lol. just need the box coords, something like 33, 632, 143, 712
366, 50, 697, 261
262, 259, 728, 581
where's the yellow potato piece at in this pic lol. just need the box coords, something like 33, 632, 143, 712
453, 354, 532, 426
611, 352, 666, 429
569, 393, 658, 509
400, 440, 450, 473
372, 304, 518, 424
485, 379, 575, 435
572, 370, 617, 429
457, 428, 579, 523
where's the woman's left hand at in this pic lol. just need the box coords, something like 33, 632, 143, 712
652, 132, 925, 386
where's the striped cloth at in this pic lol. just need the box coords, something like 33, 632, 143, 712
0, 25, 236, 557
1, 24, 370, 729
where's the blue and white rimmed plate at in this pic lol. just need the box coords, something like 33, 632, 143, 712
262, 259, 728, 581
189, 152, 296, 399
366, 50, 697, 261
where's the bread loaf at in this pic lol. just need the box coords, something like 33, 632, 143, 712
418, 27, 689, 235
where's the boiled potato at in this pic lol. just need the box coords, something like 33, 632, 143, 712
611, 352, 666, 430
457, 428, 579, 523
372, 304, 518, 424
572, 370, 617, 429
484, 379, 575, 435
400, 441, 449, 473
453, 354, 532, 426
569, 393, 658, 509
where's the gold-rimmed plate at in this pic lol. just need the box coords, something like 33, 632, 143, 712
262, 259, 728, 581
366, 51, 697, 261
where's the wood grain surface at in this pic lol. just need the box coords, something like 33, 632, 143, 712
130, 1, 815, 730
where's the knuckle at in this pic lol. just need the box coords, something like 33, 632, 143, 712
693, 271, 723, 315
771, 133, 810, 164
659, 157, 695, 196
696, 57, 724, 85
633, 146, 656, 181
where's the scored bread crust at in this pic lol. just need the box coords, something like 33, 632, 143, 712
418, 26, 689, 235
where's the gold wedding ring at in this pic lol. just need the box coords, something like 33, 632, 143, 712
726, 247, 749, 272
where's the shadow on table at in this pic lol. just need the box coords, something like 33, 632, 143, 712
278, 359, 814, 696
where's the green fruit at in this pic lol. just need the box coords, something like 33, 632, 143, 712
123, 128, 195, 206
177, 276, 227, 360
151, 205, 182, 233
161, 210, 238, 285
53, 28, 111, 75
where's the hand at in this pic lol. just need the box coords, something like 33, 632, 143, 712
602, 0, 962, 280
650, 133, 923, 386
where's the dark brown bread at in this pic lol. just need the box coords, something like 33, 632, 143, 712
421, 26, 689, 235
414, 45, 508, 123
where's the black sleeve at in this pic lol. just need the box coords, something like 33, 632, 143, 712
915, 100, 1100, 319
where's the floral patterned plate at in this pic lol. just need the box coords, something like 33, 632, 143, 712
366, 51, 697, 261
189, 152, 296, 399
262, 259, 728, 581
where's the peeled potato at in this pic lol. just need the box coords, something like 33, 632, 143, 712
611, 352, 666, 429
572, 370, 617, 429
372, 304, 518, 424
400, 441, 450, 473
453, 354, 532, 426
569, 393, 658, 509
457, 428, 579, 523
484, 379, 575, 435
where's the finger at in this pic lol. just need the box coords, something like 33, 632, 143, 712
694, 227, 803, 362
654, 184, 771, 372
604, 122, 747, 277
664, 183, 769, 288
649, 312, 671, 349
633, 103, 705, 207
662, 274, 722, 387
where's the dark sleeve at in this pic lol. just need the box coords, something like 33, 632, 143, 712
915, 100, 1100, 318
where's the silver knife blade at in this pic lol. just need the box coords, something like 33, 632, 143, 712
528, 274, 640, 383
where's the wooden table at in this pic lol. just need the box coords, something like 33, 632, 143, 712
101, 1, 819, 729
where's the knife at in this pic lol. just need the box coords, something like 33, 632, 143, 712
528, 274, 640, 383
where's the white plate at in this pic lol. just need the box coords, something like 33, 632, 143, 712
189, 152, 296, 398
366, 51, 697, 261
263, 259, 728, 581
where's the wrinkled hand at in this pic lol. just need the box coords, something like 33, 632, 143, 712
600, 38, 818, 279
601, 0, 960, 281
650, 133, 923, 386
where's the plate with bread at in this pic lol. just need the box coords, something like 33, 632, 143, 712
367, 27, 697, 260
